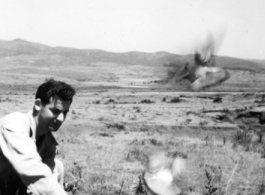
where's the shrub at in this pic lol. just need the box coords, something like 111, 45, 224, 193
167, 151, 187, 159
105, 99, 115, 104
106, 122, 126, 131
169, 97, 182, 103
99, 132, 114, 137
126, 148, 147, 163
133, 173, 150, 195
133, 106, 141, 113
204, 164, 222, 195
140, 99, 154, 104
140, 125, 148, 132
232, 129, 252, 149
64, 161, 83, 193
93, 100, 100, 104
213, 97, 222, 103
199, 121, 208, 126
148, 138, 163, 146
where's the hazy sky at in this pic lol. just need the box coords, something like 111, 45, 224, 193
0, 0, 264, 59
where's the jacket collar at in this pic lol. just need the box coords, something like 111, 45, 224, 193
27, 111, 36, 143
27, 111, 58, 146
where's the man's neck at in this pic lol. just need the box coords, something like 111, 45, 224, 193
32, 111, 46, 141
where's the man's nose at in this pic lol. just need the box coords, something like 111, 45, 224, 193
57, 113, 64, 122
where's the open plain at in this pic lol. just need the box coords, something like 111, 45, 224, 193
0, 39, 265, 194
1, 89, 265, 195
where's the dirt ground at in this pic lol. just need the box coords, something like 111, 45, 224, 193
62, 90, 264, 129
1, 89, 264, 148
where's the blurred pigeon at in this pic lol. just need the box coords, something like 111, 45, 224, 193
139, 152, 186, 195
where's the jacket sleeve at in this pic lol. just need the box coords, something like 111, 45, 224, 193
0, 125, 67, 195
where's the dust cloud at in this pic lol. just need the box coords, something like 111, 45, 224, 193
161, 30, 229, 91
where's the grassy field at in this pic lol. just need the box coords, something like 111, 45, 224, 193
57, 124, 265, 195
51, 91, 265, 195
1, 88, 265, 195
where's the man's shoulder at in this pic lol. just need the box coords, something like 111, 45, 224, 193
0, 112, 30, 134
2, 111, 25, 117
0, 112, 28, 123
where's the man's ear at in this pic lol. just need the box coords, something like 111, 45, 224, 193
34, 99, 42, 111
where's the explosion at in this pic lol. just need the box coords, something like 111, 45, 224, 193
163, 32, 230, 91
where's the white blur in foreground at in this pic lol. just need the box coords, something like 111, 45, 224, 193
144, 152, 186, 195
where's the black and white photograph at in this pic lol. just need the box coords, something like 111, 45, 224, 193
0, 0, 265, 194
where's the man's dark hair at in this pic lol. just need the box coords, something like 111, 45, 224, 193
35, 78, 76, 104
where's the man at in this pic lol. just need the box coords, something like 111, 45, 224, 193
0, 78, 76, 195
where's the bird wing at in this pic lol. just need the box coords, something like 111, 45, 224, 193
144, 170, 181, 195
143, 152, 185, 195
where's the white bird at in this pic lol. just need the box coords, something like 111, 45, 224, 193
142, 152, 186, 195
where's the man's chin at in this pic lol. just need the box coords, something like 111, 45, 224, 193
48, 126, 60, 132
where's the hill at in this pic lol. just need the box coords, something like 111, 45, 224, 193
0, 39, 263, 69
0, 38, 264, 92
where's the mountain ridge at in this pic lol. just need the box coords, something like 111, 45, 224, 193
0, 38, 264, 92
0, 38, 263, 74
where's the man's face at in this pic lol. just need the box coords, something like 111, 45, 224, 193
37, 97, 72, 133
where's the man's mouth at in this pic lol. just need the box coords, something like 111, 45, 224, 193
49, 123, 61, 131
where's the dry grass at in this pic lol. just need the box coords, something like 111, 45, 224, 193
1, 91, 265, 195
55, 124, 265, 195
53, 91, 265, 194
